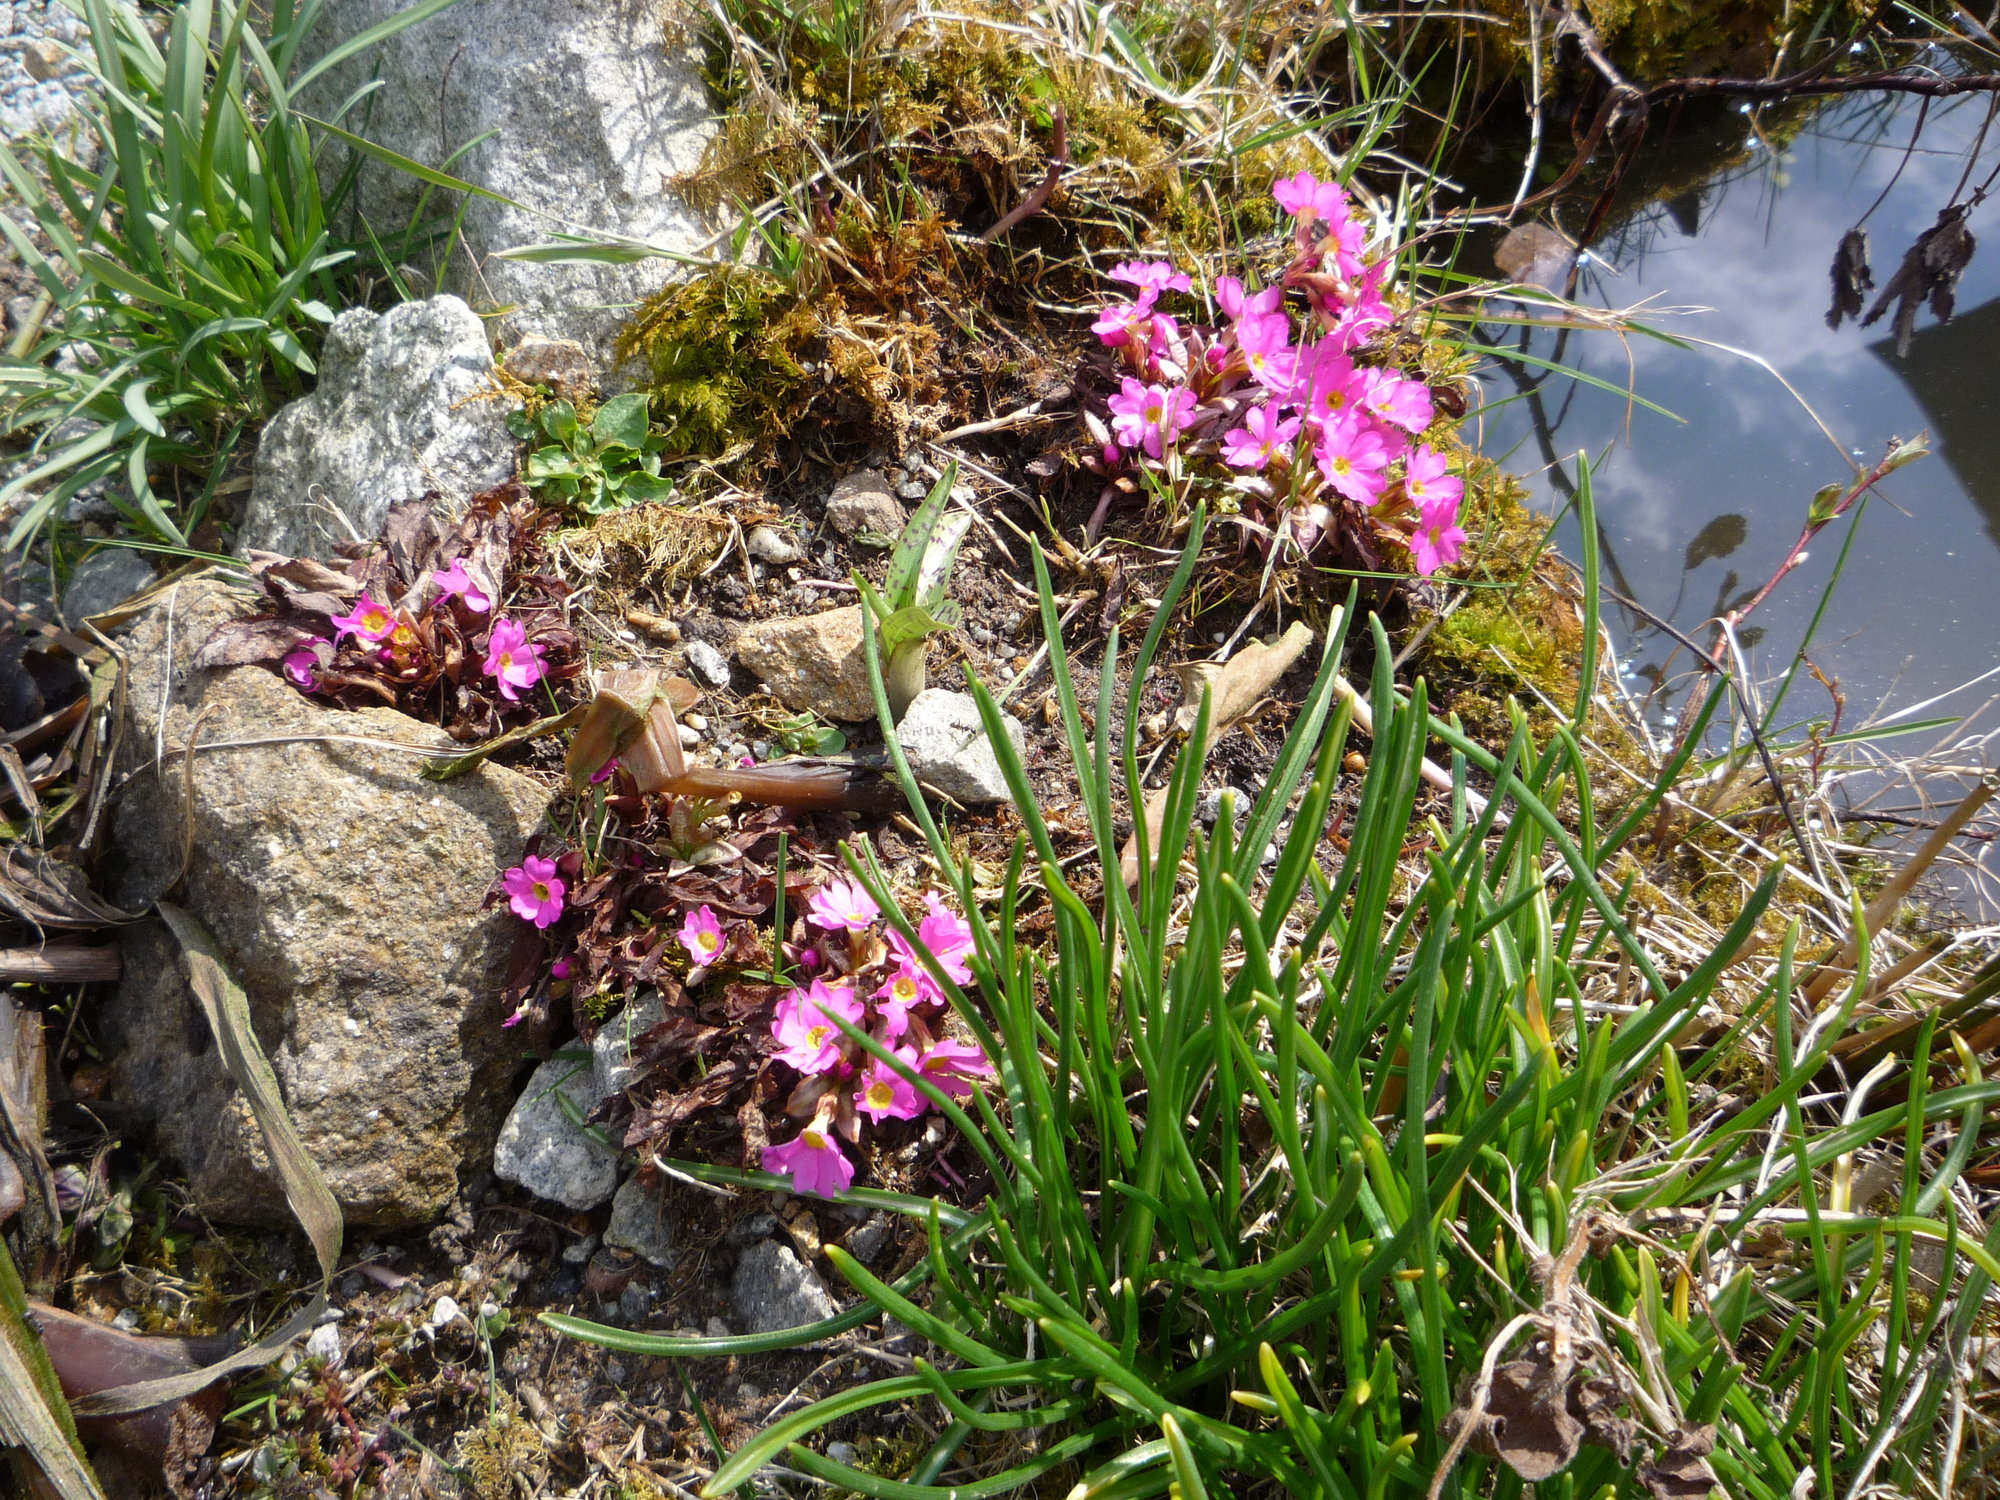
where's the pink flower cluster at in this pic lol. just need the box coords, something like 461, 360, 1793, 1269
1086, 171, 1467, 574
751, 879, 994, 1197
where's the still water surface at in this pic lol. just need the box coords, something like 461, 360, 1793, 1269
1477, 94, 2000, 751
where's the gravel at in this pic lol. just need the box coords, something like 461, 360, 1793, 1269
0, 2, 94, 142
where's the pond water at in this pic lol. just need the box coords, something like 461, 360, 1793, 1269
1475, 93, 2000, 774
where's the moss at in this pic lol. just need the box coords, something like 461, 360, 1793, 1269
616, 268, 818, 462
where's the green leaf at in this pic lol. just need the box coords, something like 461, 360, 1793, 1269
121, 377, 166, 436
301, 114, 522, 205
617, 470, 676, 504
526, 447, 585, 480
591, 391, 651, 451
541, 399, 580, 445
877, 604, 949, 655
885, 462, 958, 609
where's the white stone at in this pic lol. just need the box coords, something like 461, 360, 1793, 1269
493, 1056, 621, 1211
301, 0, 715, 362
234, 297, 518, 559
894, 688, 1026, 804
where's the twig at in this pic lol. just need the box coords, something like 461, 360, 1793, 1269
979, 103, 1069, 242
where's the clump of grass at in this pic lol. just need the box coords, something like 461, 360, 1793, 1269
544, 513, 2000, 1500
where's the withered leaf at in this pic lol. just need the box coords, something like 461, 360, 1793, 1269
1570, 1373, 1634, 1461
1826, 227, 1872, 330
1639, 1425, 1718, 1500
1861, 204, 1976, 358
244, 552, 358, 596
1459, 1355, 1583, 1481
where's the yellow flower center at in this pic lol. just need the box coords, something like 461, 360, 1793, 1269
363, 608, 388, 631
1332, 456, 1352, 476
531, 881, 550, 902
806, 1024, 831, 1049
697, 930, 720, 954
891, 977, 917, 1003
803, 1129, 827, 1150
866, 1081, 895, 1108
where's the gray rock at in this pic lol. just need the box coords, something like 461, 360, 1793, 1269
59, 548, 154, 626
894, 688, 1025, 804
593, 990, 664, 1098
734, 605, 878, 722
98, 575, 550, 1226
824, 470, 905, 545
235, 297, 518, 559
300, 0, 714, 362
745, 525, 805, 564
603, 1176, 676, 1267
845, 1213, 892, 1264
493, 1056, 621, 1212
0, 1, 90, 139
684, 638, 731, 690
731, 1240, 839, 1333
304, 1322, 343, 1364
895, 480, 928, 501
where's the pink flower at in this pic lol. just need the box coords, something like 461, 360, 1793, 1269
1108, 259, 1192, 294
918, 1039, 995, 1101
430, 557, 492, 613
874, 964, 940, 1039
773, 980, 864, 1074
1360, 369, 1434, 434
1273, 170, 1330, 220
1315, 413, 1394, 506
1234, 315, 1297, 395
1217, 275, 1282, 322
281, 648, 320, 689
502, 855, 566, 929
1327, 267, 1395, 350
763, 1125, 855, 1197
679, 905, 725, 967
807, 877, 879, 933
1092, 295, 1156, 348
590, 757, 620, 785
1402, 445, 1463, 513
1221, 404, 1302, 471
1146, 312, 1188, 375
483, 618, 548, 703
1301, 346, 1363, 428
1410, 496, 1468, 577
855, 1049, 926, 1122
330, 594, 396, 643
887, 894, 975, 985
551, 958, 572, 979
1106, 378, 1198, 461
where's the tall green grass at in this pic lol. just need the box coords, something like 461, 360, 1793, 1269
550, 508, 1998, 1499
0, 0, 460, 553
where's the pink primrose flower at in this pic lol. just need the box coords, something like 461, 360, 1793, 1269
1327, 268, 1395, 350
1402, 445, 1464, 513
763, 1125, 855, 1197
1217, 275, 1283, 323
1301, 347, 1363, 428
1410, 496, 1469, 577
1273, 170, 1336, 222
679, 905, 725, 967
1221, 404, 1303, 471
773, 980, 864, 1074
885, 894, 976, 986
1361, 369, 1434, 434
1106, 379, 1198, 461
330, 594, 396, 644
551, 958, 572, 979
1316, 413, 1394, 506
855, 1050, 927, 1123
1108, 259, 1192, 295
281, 648, 320, 689
430, 557, 492, 613
918, 1039, 996, 1101
874, 963, 941, 1039
483, 618, 549, 702
502, 855, 566, 929
807, 876, 879, 933
1146, 312, 1187, 376
1092, 295, 1156, 348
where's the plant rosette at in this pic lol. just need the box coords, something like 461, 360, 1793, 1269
513, 393, 677, 516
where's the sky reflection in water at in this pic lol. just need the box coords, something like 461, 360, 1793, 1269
1478, 93, 2000, 736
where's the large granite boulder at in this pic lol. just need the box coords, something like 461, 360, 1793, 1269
234, 296, 517, 559
98, 574, 551, 1226
303, 0, 715, 361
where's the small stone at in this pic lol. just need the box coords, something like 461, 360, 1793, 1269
60, 549, 155, 627
603, 1177, 676, 1268
894, 688, 1026, 804
493, 1057, 620, 1211
562, 1233, 599, 1265
846, 1213, 892, 1264
304, 1323, 342, 1364
746, 525, 805, 564
21, 39, 68, 83
605, 1359, 628, 1386
732, 1240, 839, 1333
685, 639, 731, 690
827, 1441, 860, 1466
704, 1316, 732, 1338
502, 335, 597, 400
734, 606, 876, 722
728, 1212, 779, 1245
112, 1307, 139, 1333
895, 480, 927, 501
617, 1281, 652, 1327
593, 990, 665, 1098
677, 723, 700, 750
824, 470, 905, 544
683, 713, 708, 731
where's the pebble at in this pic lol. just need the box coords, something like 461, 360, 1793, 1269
731, 1240, 839, 1333
305, 1323, 343, 1364
685, 639, 731, 689
895, 480, 928, 501
562, 1233, 599, 1265
677, 723, 700, 749
846, 1213, 893, 1264
746, 524, 805, 564
683, 712, 707, 731
602, 1175, 677, 1268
